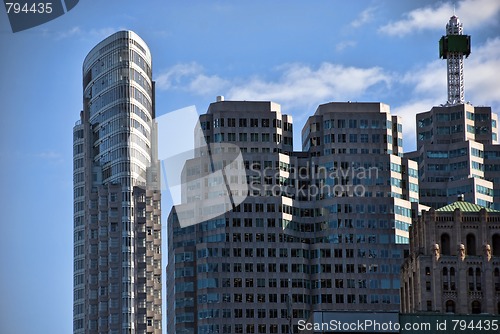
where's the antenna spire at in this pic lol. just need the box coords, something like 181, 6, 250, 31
439, 15, 471, 105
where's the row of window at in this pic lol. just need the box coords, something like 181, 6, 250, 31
212, 132, 283, 143
174, 262, 398, 288
177, 246, 402, 262
176, 291, 399, 308
323, 148, 394, 155
322, 118, 393, 130
201, 118, 291, 130
173, 232, 410, 248
88, 65, 152, 101
439, 233, 500, 256
186, 158, 408, 179
178, 254, 401, 276
418, 111, 463, 128
90, 102, 151, 128
426, 147, 472, 159
467, 124, 493, 135
321, 133, 393, 145
191, 322, 292, 334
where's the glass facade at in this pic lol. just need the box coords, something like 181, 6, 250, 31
167, 101, 420, 334
74, 31, 161, 334
406, 103, 500, 210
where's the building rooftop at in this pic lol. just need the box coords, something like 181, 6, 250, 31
436, 200, 499, 213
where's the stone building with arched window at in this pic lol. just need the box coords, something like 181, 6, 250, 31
401, 197, 500, 315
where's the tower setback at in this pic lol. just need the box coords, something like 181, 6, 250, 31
167, 100, 422, 334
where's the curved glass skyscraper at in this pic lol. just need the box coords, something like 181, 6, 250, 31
73, 31, 162, 334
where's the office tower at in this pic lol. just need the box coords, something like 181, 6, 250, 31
73, 31, 162, 334
406, 15, 500, 210
401, 198, 500, 315
167, 100, 294, 334
301, 102, 419, 308
167, 99, 419, 334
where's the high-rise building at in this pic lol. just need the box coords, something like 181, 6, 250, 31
406, 15, 500, 210
73, 31, 162, 334
406, 103, 499, 209
167, 99, 421, 334
401, 198, 500, 315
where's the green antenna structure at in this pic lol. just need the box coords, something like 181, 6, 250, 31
439, 14, 471, 105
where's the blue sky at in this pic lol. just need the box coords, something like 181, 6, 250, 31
1, 1, 499, 333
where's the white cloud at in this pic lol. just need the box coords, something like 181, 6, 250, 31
155, 62, 391, 111
379, 0, 500, 37
35, 150, 65, 164
336, 40, 357, 52
155, 63, 203, 90
400, 60, 445, 98
55, 26, 81, 40
188, 74, 229, 95
351, 7, 377, 28
89, 27, 121, 40
466, 37, 500, 105
52, 26, 121, 41
155, 63, 228, 95
398, 37, 500, 104
226, 63, 391, 109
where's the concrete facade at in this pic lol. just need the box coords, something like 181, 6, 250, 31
401, 200, 500, 315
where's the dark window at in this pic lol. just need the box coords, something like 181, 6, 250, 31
466, 233, 476, 255
468, 267, 474, 291
441, 234, 451, 255
492, 234, 500, 256
442, 267, 449, 290
445, 300, 455, 313
475, 268, 481, 291
450, 267, 456, 290
471, 301, 481, 314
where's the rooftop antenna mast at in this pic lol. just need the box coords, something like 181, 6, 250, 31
439, 11, 471, 105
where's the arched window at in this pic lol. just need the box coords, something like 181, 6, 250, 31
450, 267, 456, 290
441, 234, 451, 255
495, 268, 500, 292
442, 268, 449, 290
493, 234, 500, 256
475, 268, 481, 291
471, 301, 481, 314
468, 268, 474, 291
445, 300, 456, 313
466, 234, 476, 255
